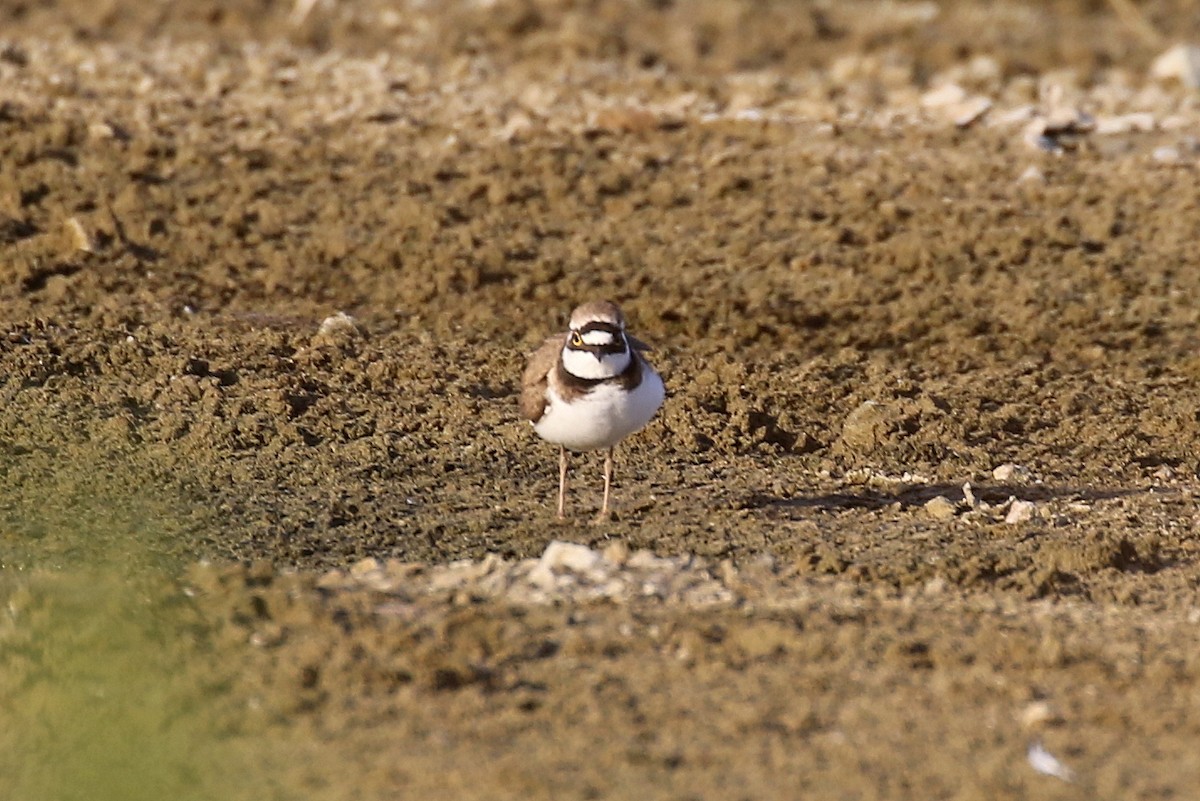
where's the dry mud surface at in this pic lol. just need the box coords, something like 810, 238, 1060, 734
3, 1, 1200, 798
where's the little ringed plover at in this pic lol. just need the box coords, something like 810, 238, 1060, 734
519, 300, 665, 521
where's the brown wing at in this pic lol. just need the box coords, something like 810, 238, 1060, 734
626, 334, 653, 352
518, 335, 564, 423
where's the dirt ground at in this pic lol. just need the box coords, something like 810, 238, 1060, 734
3, 0, 1200, 798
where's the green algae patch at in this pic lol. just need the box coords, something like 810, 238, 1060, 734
0, 569, 261, 801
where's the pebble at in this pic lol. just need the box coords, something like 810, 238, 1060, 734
1152, 146, 1181, 163
1017, 165, 1045, 183
1094, 112, 1156, 135
528, 540, 610, 589
317, 311, 359, 339
321, 541, 739, 608
1019, 700, 1063, 730
840, 400, 892, 453
920, 83, 992, 128
65, 217, 94, 253
991, 104, 1038, 127
924, 495, 957, 520
920, 83, 967, 108
953, 96, 992, 128
922, 576, 948, 596
1005, 500, 1037, 525
349, 557, 382, 578
993, 463, 1032, 483
1151, 43, 1200, 89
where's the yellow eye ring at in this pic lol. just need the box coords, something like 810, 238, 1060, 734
570, 332, 584, 347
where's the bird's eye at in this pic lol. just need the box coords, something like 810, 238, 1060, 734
571, 332, 584, 347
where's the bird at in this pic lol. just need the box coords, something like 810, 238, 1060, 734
519, 300, 665, 521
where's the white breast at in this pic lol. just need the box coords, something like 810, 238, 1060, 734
533, 365, 665, 452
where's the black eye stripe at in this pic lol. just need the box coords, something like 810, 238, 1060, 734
567, 327, 628, 354
577, 321, 623, 337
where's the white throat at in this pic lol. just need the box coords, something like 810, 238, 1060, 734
561, 345, 631, 380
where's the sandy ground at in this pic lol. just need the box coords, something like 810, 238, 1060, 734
3, 1, 1200, 798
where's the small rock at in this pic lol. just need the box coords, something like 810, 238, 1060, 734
601, 540, 630, 566
349, 557, 383, 579
924, 495, 957, 520
920, 82, 967, 108
246, 560, 277, 584
426, 562, 477, 593
952, 95, 993, 128
962, 482, 978, 509
922, 576, 948, 596
1005, 499, 1037, 524
248, 623, 285, 648
1042, 106, 1095, 135
1023, 102, 1095, 152
840, 400, 892, 453
1017, 165, 1045, 183
65, 217, 93, 252
991, 104, 1038, 127
1151, 43, 1200, 89
544, 541, 604, 574
1093, 112, 1156, 135
316, 311, 359, 340
920, 83, 992, 128
627, 550, 674, 571
87, 121, 116, 140
527, 541, 610, 589
1152, 146, 1181, 163
993, 463, 1032, 483
587, 106, 662, 134
497, 112, 533, 142
312, 311, 357, 347
1020, 701, 1063, 730
316, 569, 347, 590
1023, 119, 1061, 152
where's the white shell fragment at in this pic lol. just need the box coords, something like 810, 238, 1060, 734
1151, 43, 1200, 89
920, 83, 993, 127
1027, 741, 1075, 782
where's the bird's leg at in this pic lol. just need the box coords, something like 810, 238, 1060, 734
596, 446, 615, 522
557, 446, 569, 519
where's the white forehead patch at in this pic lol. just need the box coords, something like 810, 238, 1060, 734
570, 313, 623, 330
581, 330, 615, 346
